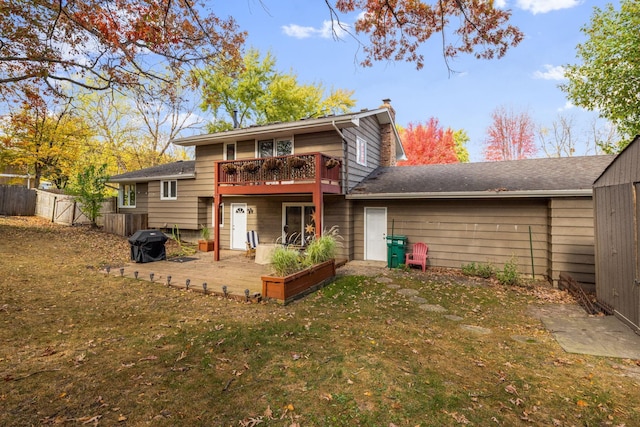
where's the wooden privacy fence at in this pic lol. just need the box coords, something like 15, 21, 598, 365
35, 190, 116, 226
0, 185, 37, 216
103, 213, 148, 236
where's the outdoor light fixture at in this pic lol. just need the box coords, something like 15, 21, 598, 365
105, 266, 111, 275
245, 289, 250, 302
186, 279, 190, 290
203, 282, 207, 294
120, 267, 124, 277
134, 271, 138, 279
222, 285, 227, 297
149, 272, 154, 282
167, 275, 171, 286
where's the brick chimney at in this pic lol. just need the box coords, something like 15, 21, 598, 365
379, 98, 397, 167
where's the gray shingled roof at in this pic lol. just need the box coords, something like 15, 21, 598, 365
349, 155, 614, 197
109, 160, 195, 183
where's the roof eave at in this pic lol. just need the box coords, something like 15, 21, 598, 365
346, 189, 593, 200
109, 173, 195, 183
173, 115, 361, 147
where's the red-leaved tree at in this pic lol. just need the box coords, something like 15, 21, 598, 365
398, 118, 460, 165
484, 107, 537, 161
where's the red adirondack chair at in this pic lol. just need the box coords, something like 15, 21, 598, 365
405, 242, 428, 272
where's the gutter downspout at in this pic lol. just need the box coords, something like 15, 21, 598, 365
332, 121, 348, 192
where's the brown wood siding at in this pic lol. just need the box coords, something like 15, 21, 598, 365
236, 139, 257, 159
344, 115, 382, 191
549, 198, 596, 285
594, 139, 640, 188
593, 138, 640, 330
294, 131, 343, 157
323, 196, 352, 260
594, 184, 638, 328
146, 180, 199, 230
353, 199, 549, 276
194, 145, 221, 196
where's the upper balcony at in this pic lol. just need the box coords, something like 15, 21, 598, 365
215, 153, 342, 196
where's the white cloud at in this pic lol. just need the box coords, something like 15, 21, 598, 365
516, 0, 583, 14
282, 20, 349, 40
494, 0, 508, 8
533, 64, 566, 80
558, 101, 575, 112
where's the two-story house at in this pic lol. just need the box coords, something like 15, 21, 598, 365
109, 100, 614, 288
109, 100, 405, 261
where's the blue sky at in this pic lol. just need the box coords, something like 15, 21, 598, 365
214, 1, 618, 162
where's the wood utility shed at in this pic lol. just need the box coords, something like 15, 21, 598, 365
593, 136, 640, 332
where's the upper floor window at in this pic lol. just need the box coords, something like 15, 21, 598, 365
161, 180, 177, 200
119, 184, 136, 208
224, 142, 236, 160
258, 138, 293, 158
356, 136, 367, 166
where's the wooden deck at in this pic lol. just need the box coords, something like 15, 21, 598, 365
111, 250, 270, 300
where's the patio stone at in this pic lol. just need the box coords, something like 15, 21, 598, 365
460, 325, 492, 335
397, 288, 419, 297
409, 296, 428, 304
419, 304, 447, 313
444, 314, 464, 321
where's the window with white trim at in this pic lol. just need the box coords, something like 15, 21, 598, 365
224, 143, 236, 160
119, 184, 136, 208
257, 138, 293, 158
356, 136, 367, 166
161, 180, 177, 200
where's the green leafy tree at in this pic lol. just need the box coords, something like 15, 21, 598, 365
197, 49, 356, 132
561, 1, 639, 151
453, 130, 470, 163
69, 164, 110, 228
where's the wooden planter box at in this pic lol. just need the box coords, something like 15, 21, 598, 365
261, 259, 336, 304
198, 240, 214, 252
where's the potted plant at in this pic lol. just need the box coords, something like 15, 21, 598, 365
198, 224, 214, 252
242, 163, 259, 173
261, 226, 340, 304
325, 158, 340, 169
262, 157, 284, 171
289, 156, 307, 169
222, 163, 237, 175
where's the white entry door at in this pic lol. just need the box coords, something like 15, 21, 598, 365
230, 203, 247, 250
365, 207, 387, 261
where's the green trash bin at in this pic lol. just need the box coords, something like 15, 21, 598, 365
386, 235, 407, 268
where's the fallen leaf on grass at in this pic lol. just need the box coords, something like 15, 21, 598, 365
576, 399, 589, 407
505, 384, 519, 396
264, 406, 273, 419
117, 415, 127, 422
138, 355, 158, 362
443, 410, 470, 424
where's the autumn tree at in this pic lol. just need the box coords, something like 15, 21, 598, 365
484, 107, 537, 161
197, 49, 356, 132
561, 0, 639, 150
331, 0, 523, 71
0, 89, 91, 188
0, 0, 245, 100
397, 118, 464, 165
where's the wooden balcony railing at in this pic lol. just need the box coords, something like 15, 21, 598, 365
217, 153, 341, 189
